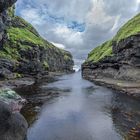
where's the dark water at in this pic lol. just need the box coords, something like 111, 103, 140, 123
18, 72, 140, 140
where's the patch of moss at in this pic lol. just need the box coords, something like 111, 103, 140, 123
7, 6, 15, 17
0, 43, 20, 61
43, 61, 49, 71
18, 44, 32, 50
14, 73, 22, 78
0, 51, 13, 60
7, 27, 45, 47
12, 16, 39, 36
114, 13, 140, 42
64, 55, 71, 61
87, 40, 113, 63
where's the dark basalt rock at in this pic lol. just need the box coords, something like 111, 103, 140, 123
0, 101, 28, 140
0, 0, 17, 12
0, 0, 17, 43
82, 34, 140, 82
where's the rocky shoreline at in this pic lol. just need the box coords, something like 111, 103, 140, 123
0, 72, 64, 89
83, 75, 140, 98
82, 13, 140, 98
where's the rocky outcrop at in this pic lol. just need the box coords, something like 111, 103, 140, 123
0, 0, 17, 12
0, 88, 28, 140
0, 101, 28, 140
82, 13, 140, 97
0, 2, 74, 80
0, 0, 16, 47
82, 34, 140, 81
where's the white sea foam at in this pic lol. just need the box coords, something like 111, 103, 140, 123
73, 65, 80, 72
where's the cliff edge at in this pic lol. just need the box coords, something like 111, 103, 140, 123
82, 13, 140, 98
0, 2, 74, 80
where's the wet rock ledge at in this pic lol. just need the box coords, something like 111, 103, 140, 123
82, 13, 140, 98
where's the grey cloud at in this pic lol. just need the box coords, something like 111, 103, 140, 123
104, 0, 138, 17
16, 0, 140, 65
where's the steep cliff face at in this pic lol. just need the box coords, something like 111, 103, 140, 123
0, 1, 28, 140
82, 13, 140, 97
0, 2, 74, 79
0, 1, 16, 47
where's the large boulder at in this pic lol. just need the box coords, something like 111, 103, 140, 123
0, 88, 27, 112
0, 101, 28, 140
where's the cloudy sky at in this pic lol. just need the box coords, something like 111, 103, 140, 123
16, 0, 140, 66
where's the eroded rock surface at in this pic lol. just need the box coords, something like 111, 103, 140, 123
82, 13, 140, 97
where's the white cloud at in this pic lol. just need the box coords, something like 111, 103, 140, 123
50, 25, 83, 48
87, 0, 114, 27
16, 0, 140, 65
51, 42, 65, 49
137, 0, 140, 4
19, 8, 45, 26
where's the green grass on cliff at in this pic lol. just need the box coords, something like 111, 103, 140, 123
0, 15, 72, 71
87, 40, 113, 63
64, 55, 71, 61
13, 16, 39, 36
0, 25, 46, 61
7, 6, 15, 17
87, 13, 140, 63
114, 13, 140, 42
7, 27, 45, 46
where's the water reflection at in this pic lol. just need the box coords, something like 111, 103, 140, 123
111, 93, 140, 139
15, 72, 140, 140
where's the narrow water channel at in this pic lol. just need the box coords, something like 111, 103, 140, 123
18, 72, 140, 140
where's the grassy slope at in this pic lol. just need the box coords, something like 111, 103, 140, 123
87, 13, 140, 63
114, 13, 140, 42
87, 40, 113, 63
0, 16, 70, 68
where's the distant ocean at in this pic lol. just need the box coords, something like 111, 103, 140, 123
73, 65, 80, 72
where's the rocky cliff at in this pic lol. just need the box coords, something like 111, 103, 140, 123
0, 1, 74, 79
82, 13, 140, 97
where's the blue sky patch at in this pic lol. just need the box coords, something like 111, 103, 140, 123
16, 0, 85, 32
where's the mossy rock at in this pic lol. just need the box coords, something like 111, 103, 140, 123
43, 61, 49, 71
0, 88, 22, 104
7, 5, 15, 17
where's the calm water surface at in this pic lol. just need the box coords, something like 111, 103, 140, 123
18, 72, 140, 140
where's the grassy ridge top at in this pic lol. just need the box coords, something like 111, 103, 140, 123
86, 13, 140, 63
114, 13, 140, 42
87, 40, 113, 63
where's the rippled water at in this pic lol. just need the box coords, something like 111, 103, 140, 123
17, 72, 140, 140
